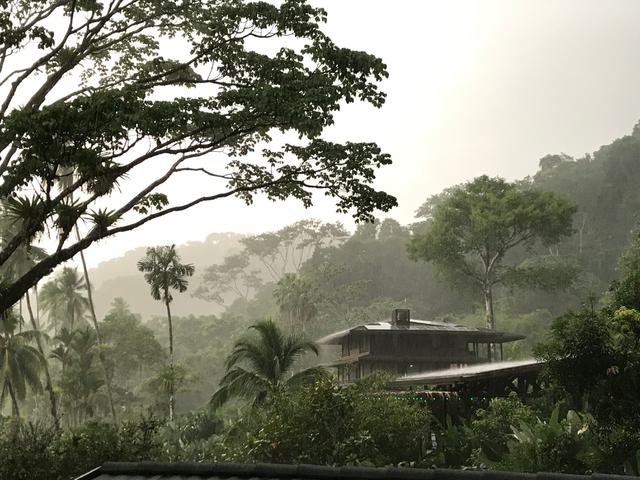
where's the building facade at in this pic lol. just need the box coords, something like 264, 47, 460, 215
318, 309, 525, 384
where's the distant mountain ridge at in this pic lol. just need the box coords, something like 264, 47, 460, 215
89, 232, 245, 320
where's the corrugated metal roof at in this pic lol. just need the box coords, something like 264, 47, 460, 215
76, 462, 640, 480
391, 359, 544, 387
317, 319, 524, 345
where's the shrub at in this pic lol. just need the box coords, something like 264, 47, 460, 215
471, 395, 537, 462
243, 376, 431, 466
0, 417, 163, 480
498, 406, 601, 474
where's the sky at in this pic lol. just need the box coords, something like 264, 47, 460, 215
74, 0, 640, 267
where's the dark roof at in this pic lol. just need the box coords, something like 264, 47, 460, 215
318, 319, 525, 345
76, 462, 638, 480
391, 359, 544, 388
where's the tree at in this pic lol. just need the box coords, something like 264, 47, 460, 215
195, 220, 348, 304
210, 319, 323, 408
0, 0, 396, 315
0, 206, 59, 426
194, 253, 263, 305
101, 298, 165, 379
39, 267, 89, 332
55, 327, 105, 424
409, 176, 576, 330
273, 273, 318, 332
137, 245, 194, 421
610, 232, 640, 311
0, 309, 45, 417
100, 298, 166, 409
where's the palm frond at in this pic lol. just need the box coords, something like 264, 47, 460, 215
210, 366, 270, 409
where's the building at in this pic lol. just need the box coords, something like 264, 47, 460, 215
75, 461, 637, 480
318, 309, 525, 384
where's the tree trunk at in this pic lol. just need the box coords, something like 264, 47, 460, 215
484, 283, 495, 330
6, 380, 20, 418
165, 296, 175, 421
74, 227, 118, 426
25, 291, 60, 430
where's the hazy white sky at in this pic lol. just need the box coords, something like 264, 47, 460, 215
83, 0, 640, 267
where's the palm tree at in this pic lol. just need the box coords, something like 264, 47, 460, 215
210, 320, 324, 409
137, 245, 194, 421
49, 328, 76, 373
0, 309, 46, 417
48, 167, 119, 424
39, 267, 89, 331
274, 273, 318, 332
0, 207, 60, 426
50, 327, 104, 424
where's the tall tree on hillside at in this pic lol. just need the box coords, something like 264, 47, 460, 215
39, 267, 89, 331
210, 320, 323, 409
409, 176, 577, 330
0, 310, 45, 417
0, 1, 397, 316
196, 220, 348, 305
137, 245, 194, 421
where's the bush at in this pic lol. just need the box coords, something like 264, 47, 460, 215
498, 406, 601, 474
0, 417, 163, 480
471, 395, 537, 463
243, 376, 431, 466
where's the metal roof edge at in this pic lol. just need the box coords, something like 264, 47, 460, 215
73, 465, 102, 480
83, 462, 640, 480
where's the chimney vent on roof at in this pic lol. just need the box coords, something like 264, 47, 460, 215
391, 309, 410, 326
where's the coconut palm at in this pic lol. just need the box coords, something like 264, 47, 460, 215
210, 320, 324, 409
0, 309, 46, 417
137, 245, 194, 421
39, 267, 89, 332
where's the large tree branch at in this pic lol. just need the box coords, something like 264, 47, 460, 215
0, 175, 297, 311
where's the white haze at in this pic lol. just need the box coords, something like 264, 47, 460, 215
58, 0, 640, 268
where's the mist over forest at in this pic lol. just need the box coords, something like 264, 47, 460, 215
3, 2, 640, 479
73, 121, 640, 411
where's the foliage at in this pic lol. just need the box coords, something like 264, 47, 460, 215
425, 418, 475, 469
137, 245, 195, 304
0, 417, 162, 480
534, 304, 612, 409
471, 395, 537, 462
498, 406, 601, 474
610, 232, 640, 311
39, 267, 89, 332
0, 310, 45, 416
409, 175, 576, 329
210, 320, 323, 408
0, 0, 396, 313
195, 220, 348, 305
534, 238, 640, 473
51, 327, 105, 424
101, 298, 165, 379
244, 376, 430, 466
273, 273, 319, 332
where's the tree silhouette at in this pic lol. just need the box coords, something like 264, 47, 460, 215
137, 245, 194, 421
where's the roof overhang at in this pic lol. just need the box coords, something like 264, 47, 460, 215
391, 359, 544, 388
